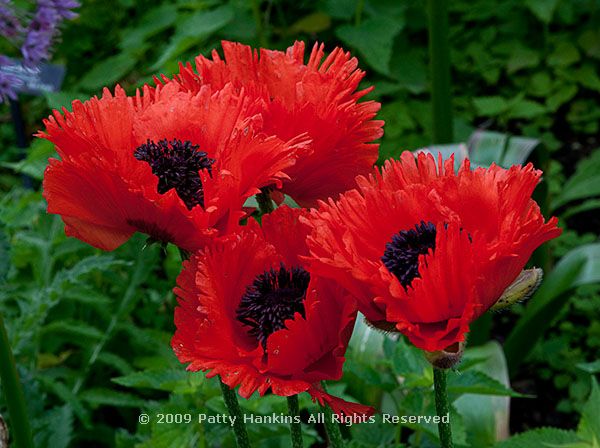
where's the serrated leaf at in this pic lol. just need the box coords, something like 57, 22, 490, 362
50, 256, 128, 298
80, 388, 146, 408
335, 17, 403, 75
42, 320, 103, 341
112, 369, 203, 393
390, 336, 432, 388
97, 352, 134, 375
508, 98, 547, 119
35, 406, 73, 448
495, 428, 583, 447
447, 370, 525, 397
37, 376, 91, 427
578, 377, 600, 445
473, 96, 509, 116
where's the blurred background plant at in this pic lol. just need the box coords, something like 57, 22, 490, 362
0, 0, 599, 447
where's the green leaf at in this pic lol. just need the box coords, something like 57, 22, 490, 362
578, 377, 600, 445
578, 29, 600, 59
289, 12, 331, 34
37, 376, 91, 428
573, 65, 600, 92
506, 46, 540, 73
576, 360, 600, 374
505, 243, 600, 374
80, 388, 146, 408
42, 320, 103, 341
51, 255, 128, 292
495, 428, 583, 447
335, 17, 403, 75
552, 151, 600, 210
34, 406, 73, 448
119, 4, 178, 51
473, 96, 509, 116
112, 369, 203, 394
78, 52, 138, 91
390, 336, 432, 388
454, 342, 510, 446
447, 370, 525, 397
508, 98, 547, 119
561, 198, 600, 220
548, 42, 581, 67
176, 4, 234, 38
546, 84, 578, 111
0, 138, 57, 180
151, 5, 234, 70
525, 0, 560, 24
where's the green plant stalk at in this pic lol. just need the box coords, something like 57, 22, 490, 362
427, 0, 454, 144
355, 0, 365, 26
433, 368, 453, 448
219, 380, 251, 448
0, 313, 34, 448
321, 382, 344, 448
287, 395, 303, 448
251, 0, 267, 47
256, 188, 274, 215
72, 247, 149, 394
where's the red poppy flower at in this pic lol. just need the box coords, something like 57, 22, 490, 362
40, 82, 307, 251
159, 40, 384, 207
172, 206, 372, 416
304, 152, 561, 352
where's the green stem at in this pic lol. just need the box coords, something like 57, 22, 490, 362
251, 0, 267, 47
287, 395, 303, 448
256, 188, 274, 215
354, 0, 365, 26
0, 313, 34, 448
433, 368, 453, 448
320, 382, 344, 448
219, 380, 251, 448
427, 0, 454, 144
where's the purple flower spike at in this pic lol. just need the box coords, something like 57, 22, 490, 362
0, 71, 23, 102
0, 1, 23, 39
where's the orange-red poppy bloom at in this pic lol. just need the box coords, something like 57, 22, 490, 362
172, 206, 372, 416
305, 152, 562, 352
40, 82, 306, 251
160, 40, 384, 207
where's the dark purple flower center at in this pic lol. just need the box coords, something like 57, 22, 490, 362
237, 263, 310, 349
381, 221, 437, 289
134, 139, 215, 210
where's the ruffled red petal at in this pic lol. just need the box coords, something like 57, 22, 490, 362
165, 40, 384, 207
40, 82, 304, 251
306, 152, 561, 351
172, 207, 367, 412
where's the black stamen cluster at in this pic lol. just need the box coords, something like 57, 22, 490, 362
382, 221, 437, 289
134, 139, 215, 210
237, 264, 310, 349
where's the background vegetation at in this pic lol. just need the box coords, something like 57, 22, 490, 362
0, 0, 599, 446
